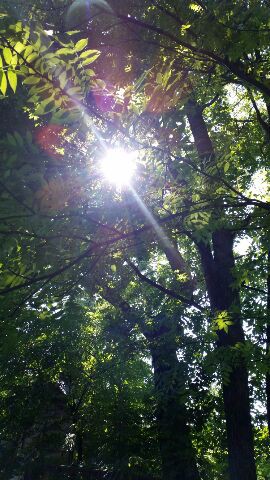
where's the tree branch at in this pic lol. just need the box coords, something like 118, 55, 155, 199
127, 260, 204, 311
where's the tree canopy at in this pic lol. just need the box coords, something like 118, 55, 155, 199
0, 1, 270, 479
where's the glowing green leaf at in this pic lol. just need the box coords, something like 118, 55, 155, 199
0, 71, 7, 95
80, 49, 100, 59
14, 41, 25, 54
75, 38, 88, 52
81, 52, 100, 66
3, 47, 12, 65
7, 70, 17, 93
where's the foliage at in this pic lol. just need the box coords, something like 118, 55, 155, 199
0, 1, 270, 479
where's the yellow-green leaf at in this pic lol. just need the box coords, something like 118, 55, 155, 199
156, 72, 163, 84
23, 45, 34, 59
189, 3, 203, 12
10, 53, 17, 67
26, 52, 39, 64
7, 70, 17, 93
56, 47, 73, 55
3, 47, 12, 65
80, 49, 100, 59
85, 69, 95, 77
224, 162, 230, 173
23, 76, 40, 85
0, 71, 7, 95
15, 21, 23, 32
66, 30, 80, 35
75, 38, 88, 52
59, 71, 67, 89
81, 52, 100, 66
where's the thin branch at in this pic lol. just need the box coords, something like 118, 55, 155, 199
201, 93, 220, 111
0, 180, 35, 215
248, 89, 270, 137
113, 12, 270, 97
242, 284, 267, 296
127, 260, 204, 312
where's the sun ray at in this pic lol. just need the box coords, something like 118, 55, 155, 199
100, 148, 137, 187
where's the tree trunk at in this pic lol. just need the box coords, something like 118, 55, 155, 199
266, 250, 270, 434
100, 286, 200, 480
186, 99, 257, 480
150, 315, 200, 480
76, 431, 83, 463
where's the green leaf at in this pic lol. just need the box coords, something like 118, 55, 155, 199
85, 69, 95, 77
10, 54, 17, 67
59, 71, 67, 89
56, 48, 73, 56
111, 265, 117, 272
81, 53, 100, 66
3, 47, 12, 65
23, 45, 34, 58
26, 52, 39, 64
66, 30, 81, 35
156, 72, 163, 84
75, 38, 88, 52
7, 70, 17, 93
189, 3, 203, 12
0, 71, 7, 95
80, 49, 100, 59
14, 41, 25, 54
224, 162, 230, 173
23, 76, 40, 85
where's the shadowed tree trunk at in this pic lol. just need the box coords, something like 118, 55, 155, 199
266, 250, 270, 434
185, 99, 257, 480
150, 314, 200, 480
100, 286, 200, 480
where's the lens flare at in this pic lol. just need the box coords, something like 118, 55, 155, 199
100, 148, 137, 187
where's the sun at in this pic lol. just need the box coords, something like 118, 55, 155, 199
100, 148, 137, 187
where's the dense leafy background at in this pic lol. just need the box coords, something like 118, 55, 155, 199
0, 1, 270, 479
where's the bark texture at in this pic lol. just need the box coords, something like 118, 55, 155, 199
150, 315, 200, 480
266, 250, 270, 434
101, 286, 200, 480
186, 99, 257, 480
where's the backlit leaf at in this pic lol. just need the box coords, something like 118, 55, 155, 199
3, 47, 12, 65
7, 70, 17, 93
75, 38, 88, 52
0, 71, 7, 95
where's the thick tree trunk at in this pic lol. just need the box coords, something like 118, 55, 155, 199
186, 100, 257, 480
150, 316, 200, 480
266, 250, 270, 434
199, 232, 256, 480
101, 286, 200, 480
76, 431, 83, 463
